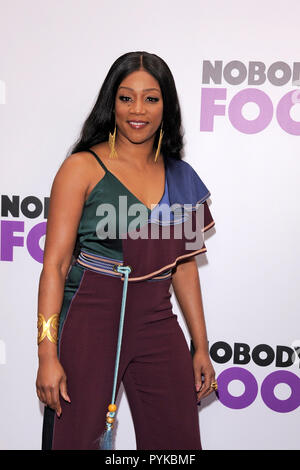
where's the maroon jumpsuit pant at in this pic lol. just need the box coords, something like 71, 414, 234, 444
42, 265, 202, 450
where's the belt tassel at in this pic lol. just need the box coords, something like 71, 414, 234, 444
99, 265, 132, 450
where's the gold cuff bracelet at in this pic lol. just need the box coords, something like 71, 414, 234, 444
37, 313, 59, 345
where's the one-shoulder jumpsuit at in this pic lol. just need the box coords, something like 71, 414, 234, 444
41, 148, 215, 450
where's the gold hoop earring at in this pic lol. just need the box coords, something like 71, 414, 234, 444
109, 121, 118, 159
154, 123, 164, 163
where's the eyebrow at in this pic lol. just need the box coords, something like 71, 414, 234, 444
118, 86, 161, 93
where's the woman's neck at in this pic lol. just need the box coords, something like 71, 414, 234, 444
114, 134, 157, 168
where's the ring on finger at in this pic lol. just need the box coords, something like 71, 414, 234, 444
210, 380, 218, 391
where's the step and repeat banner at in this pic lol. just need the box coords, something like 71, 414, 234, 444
1, 0, 299, 450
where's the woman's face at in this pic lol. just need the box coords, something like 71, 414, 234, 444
114, 69, 163, 147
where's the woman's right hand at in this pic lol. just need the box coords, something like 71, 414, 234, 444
36, 355, 71, 417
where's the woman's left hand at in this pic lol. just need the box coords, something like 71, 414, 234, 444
192, 349, 216, 402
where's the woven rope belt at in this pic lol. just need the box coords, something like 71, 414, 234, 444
97, 263, 132, 450
76, 249, 172, 281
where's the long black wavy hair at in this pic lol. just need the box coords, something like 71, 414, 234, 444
67, 51, 184, 160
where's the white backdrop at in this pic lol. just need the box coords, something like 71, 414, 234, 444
1, 0, 299, 450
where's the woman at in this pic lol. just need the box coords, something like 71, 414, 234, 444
36, 51, 217, 451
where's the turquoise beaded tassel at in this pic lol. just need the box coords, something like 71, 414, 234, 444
99, 265, 132, 450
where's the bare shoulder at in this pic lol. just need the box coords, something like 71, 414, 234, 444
54, 148, 106, 196
58, 150, 97, 174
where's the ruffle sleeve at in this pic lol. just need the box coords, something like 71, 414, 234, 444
121, 157, 215, 282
